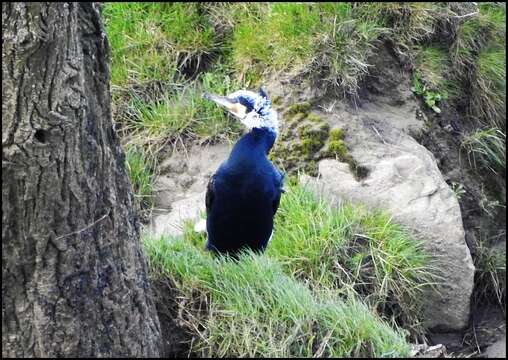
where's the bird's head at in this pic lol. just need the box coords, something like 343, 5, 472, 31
203, 88, 278, 134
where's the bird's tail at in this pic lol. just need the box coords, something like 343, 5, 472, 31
193, 218, 207, 234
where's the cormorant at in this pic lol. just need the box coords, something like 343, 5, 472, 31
200, 88, 284, 256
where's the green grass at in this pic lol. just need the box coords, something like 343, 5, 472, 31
414, 46, 450, 91
461, 127, 506, 175
124, 144, 156, 209
104, 2, 505, 141
229, 3, 322, 84
144, 235, 411, 357
145, 184, 437, 355
103, 2, 245, 149
411, 45, 463, 112
102, 3, 218, 87
473, 235, 506, 308
267, 185, 437, 334
220, 3, 387, 94
450, 3, 506, 129
120, 70, 242, 148
472, 45, 506, 129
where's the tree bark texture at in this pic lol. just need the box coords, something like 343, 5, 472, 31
2, 3, 162, 357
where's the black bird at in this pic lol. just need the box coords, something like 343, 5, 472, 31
199, 88, 284, 256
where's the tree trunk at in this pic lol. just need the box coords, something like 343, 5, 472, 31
2, 2, 162, 357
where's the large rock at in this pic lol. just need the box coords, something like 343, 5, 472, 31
300, 101, 475, 331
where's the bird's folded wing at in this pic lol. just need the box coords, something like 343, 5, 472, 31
205, 175, 216, 215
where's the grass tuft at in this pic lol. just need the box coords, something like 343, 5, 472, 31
267, 185, 438, 335
472, 45, 506, 129
461, 127, 506, 175
180, 184, 437, 337
102, 3, 218, 86
472, 235, 506, 309
144, 234, 411, 357
124, 144, 156, 209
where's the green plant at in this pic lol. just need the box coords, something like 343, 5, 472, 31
450, 182, 466, 200
473, 235, 506, 308
144, 234, 411, 357
124, 145, 155, 209
461, 128, 506, 175
411, 72, 446, 113
266, 185, 438, 335
102, 3, 219, 87
472, 45, 506, 129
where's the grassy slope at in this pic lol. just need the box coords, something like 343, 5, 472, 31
146, 236, 411, 357
144, 184, 436, 357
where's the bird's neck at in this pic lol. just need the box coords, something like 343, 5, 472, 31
229, 127, 277, 165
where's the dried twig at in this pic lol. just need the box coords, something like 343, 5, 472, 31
55, 209, 111, 240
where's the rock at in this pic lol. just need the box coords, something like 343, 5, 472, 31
153, 176, 177, 209
178, 174, 194, 189
484, 335, 506, 358
410, 343, 447, 358
160, 156, 187, 175
300, 103, 474, 331
150, 191, 206, 237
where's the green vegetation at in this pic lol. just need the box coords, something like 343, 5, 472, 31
145, 236, 411, 357
103, 2, 506, 124
450, 182, 467, 201
411, 46, 458, 113
461, 128, 506, 175
473, 45, 506, 129
269, 103, 367, 180
473, 235, 506, 308
269, 185, 437, 334
123, 76, 241, 147
143, 183, 439, 356
285, 102, 312, 118
124, 145, 156, 209
103, 2, 506, 174
450, 2, 506, 129
269, 104, 332, 176
329, 128, 346, 141
102, 3, 217, 86
327, 140, 348, 158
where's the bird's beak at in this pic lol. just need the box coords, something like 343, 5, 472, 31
203, 93, 247, 119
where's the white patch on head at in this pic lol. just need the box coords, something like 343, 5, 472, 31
241, 109, 278, 134
228, 90, 279, 134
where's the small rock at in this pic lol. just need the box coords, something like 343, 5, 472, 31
178, 174, 194, 188
153, 177, 177, 209
410, 343, 447, 358
150, 191, 206, 237
484, 335, 506, 358
160, 156, 187, 175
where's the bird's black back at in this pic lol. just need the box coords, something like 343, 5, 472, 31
205, 128, 283, 256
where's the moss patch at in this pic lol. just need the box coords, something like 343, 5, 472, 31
327, 140, 348, 158
329, 127, 346, 141
285, 101, 312, 118
270, 103, 365, 179
270, 104, 329, 176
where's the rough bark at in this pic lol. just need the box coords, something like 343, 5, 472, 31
2, 3, 162, 357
